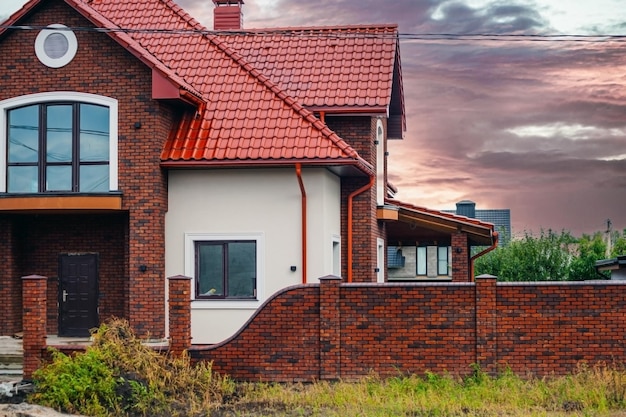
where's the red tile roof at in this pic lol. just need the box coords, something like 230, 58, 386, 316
218, 25, 400, 111
386, 198, 496, 246
2, 0, 401, 171
387, 198, 496, 232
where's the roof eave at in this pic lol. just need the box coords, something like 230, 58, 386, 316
0, 0, 40, 38
160, 157, 374, 176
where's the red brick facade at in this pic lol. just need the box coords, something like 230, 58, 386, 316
451, 232, 470, 281
328, 116, 385, 282
187, 276, 626, 381
0, 0, 174, 337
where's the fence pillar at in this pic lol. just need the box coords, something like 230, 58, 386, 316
22, 274, 47, 380
475, 274, 498, 374
168, 275, 192, 356
319, 275, 342, 380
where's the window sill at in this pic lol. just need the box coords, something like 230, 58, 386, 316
0, 193, 123, 211
191, 299, 261, 310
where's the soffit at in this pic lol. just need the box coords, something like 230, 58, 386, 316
385, 199, 496, 246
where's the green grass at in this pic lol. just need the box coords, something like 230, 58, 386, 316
220, 365, 626, 417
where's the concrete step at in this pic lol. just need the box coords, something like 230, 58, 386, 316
0, 355, 23, 383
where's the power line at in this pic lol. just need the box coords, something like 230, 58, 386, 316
2, 24, 626, 42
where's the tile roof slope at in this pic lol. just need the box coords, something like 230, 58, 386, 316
387, 198, 496, 232
218, 25, 399, 109
77, 0, 369, 168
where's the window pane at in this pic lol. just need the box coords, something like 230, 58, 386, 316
7, 166, 38, 193
438, 247, 448, 275
80, 165, 109, 192
46, 165, 72, 191
8, 105, 39, 163
416, 247, 426, 275
198, 244, 224, 296
227, 242, 256, 297
46, 105, 72, 162
80, 104, 109, 162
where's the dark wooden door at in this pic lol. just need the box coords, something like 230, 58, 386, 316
58, 254, 99, 337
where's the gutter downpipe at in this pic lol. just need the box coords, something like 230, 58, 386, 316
470, 231, 499, 280
347, 175, 375, 283
295, 164, 307, 284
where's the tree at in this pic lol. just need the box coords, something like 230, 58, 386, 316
474, 228, 622, 281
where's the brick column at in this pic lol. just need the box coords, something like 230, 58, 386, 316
451, 232, 469, 282
475, 274, 497, 375
22, 275, 47, 380
168, 275, 192, 356
319, 275, 342, 380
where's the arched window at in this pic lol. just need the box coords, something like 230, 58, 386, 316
1, 92, 118, 193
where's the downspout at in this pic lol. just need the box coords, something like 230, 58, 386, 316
347, 175, 375, 283
470, 231, 499, 280
295, 164, 307, 284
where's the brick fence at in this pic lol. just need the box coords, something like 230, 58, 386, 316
186, 275, 626, 381
23, 275, 626, 381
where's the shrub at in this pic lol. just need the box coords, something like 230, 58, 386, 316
29, 318, 234, 417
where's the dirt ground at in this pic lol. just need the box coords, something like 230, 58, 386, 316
0, 403, 89, 417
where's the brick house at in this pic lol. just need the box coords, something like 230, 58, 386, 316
0, 0, 496, 344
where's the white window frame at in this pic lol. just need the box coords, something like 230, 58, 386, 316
375, 119, 385, 206
331, 234, 341, 277
185, 232, 265, 310
0, 92, 118, 193
376, 237, 385, 283
417, 245, 452, 278
35, 24, 78, 69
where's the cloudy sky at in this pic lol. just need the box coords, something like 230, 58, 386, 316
3, 0, 626, 237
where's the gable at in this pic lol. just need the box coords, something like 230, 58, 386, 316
2, 0, 399, 172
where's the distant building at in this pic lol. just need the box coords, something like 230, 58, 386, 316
445, 201, 511, 246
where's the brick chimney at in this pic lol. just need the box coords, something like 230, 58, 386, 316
213, 0, 244, 30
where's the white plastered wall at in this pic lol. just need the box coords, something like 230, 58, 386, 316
165, 167, 341, 344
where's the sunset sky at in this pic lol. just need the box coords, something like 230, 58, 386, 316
3, 0, 626, 237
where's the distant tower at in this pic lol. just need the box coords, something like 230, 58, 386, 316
213, 0, 244, 30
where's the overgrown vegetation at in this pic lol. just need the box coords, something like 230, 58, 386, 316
224, 364, 626, 416
475, 228, 626, 281
28, 319, 626, 416
29, 318, 234, 416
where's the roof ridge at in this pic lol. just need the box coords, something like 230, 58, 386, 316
241, 23, 399, 32
204, 32, 362, 161
154, 0, 207, 32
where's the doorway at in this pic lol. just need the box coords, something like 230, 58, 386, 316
58, 253, 99, 337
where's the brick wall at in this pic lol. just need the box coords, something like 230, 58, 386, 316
9, 214, 127, 333
21, 275, 47, 380
188, 277, 626, 381
451, 232, 469, 282
0, 218, 19, 335
0, 0, 174, 337
328, 116, 384, 282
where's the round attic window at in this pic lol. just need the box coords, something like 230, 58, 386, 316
35, 24, 77, 68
